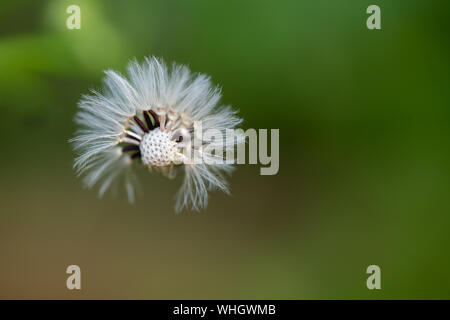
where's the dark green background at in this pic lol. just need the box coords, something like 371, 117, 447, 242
0, 0, 449, 298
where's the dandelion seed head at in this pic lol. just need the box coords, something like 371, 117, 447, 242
140, 128, 177, 167
70, 56, 243, 212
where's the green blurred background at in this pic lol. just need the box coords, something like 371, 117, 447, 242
0, 0, 449, 299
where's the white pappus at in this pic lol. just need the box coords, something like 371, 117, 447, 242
70, 56, 244, 212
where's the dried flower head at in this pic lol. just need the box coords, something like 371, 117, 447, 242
71, 57, 243, 212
